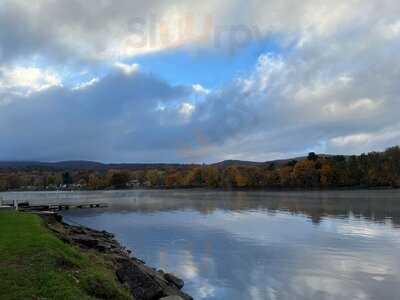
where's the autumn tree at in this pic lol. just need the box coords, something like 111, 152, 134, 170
110, 171, 131, 189
184, 167, 204, 187
165, 171, 184, 188
62, 172, 73, 186
293, 160, 319, 187
146, 169, 165, 187
308, 152, 318, 161
6, 174, 21, 189
279, 165, 294, 187
204, 167, 220, 188
320, 161, 334, 187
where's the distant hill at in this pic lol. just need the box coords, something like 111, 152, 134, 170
212, 156, 320, 168
0, 161, 105, 170
212, 160, 266, 168
0, 155, 337, 171
0, 160, 187, 171
211, 154, 344, 168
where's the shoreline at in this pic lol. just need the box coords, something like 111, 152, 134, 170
2, 186, 399, 194
42, 212, 193, 300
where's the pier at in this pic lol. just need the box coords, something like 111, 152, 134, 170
0, 200, 108, 212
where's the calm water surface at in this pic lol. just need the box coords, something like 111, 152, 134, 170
3, 189, 400, 300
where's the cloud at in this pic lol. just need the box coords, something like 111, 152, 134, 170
114, 63, 140, 76
327, 125, 400, 155
0, 0, 216, 62
0, 1, 400, 161
179, 102, 196, 120
72, 77, 99, 91
0, 40, 399, 162
0, 68, 191, 161
1, 1, 399, 63
192, 84, 210, 95
0, 66, 62, 97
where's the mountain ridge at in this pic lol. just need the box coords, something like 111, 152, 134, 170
0, 155, 333, 170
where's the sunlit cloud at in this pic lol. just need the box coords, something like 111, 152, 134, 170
114, 62, 140, 76
192, 84, 210, 95
72, 77, 99, 91
0, 66, 62, 96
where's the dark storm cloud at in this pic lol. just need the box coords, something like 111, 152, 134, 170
0, 69, 192, 162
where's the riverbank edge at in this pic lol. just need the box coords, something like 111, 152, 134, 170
3, 185, 399, 194
42, 213, 193, 300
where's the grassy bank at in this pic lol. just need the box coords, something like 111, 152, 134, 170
0, 210, 133, 300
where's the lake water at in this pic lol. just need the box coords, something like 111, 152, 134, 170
3, 189, 400, 300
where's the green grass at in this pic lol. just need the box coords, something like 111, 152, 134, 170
0, 210, 133, 300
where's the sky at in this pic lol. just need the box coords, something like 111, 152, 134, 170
0, 0, 399, 163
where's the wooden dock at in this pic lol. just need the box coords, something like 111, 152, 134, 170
1, 201, 108, 212
0, 205, 12, 210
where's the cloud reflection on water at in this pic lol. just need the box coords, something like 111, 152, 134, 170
7, 189, 400, 299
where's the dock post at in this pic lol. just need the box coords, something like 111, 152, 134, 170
13, 200, 18, 211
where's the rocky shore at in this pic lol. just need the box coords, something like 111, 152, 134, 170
42, 213, 193, 300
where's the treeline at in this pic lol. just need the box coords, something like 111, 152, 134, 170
1, 146, 400, 191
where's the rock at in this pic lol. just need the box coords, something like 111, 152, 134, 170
101, 230, 114, 238
111, 254, 130, 264
161, 286, 193, 300
71, 227, 86, 234
116, 263, 164, 300
95, 242, 113, 252
133, 257, 146, 264
164, 273, 184, 289
71, 235, 99, 248
42, 214, 193, 300
54, 213, 63, 222
157, 269, 165, 276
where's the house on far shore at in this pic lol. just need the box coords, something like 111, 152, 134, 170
127, 179, 140, 188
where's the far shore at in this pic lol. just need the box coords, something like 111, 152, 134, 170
1, 185, 398, 194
